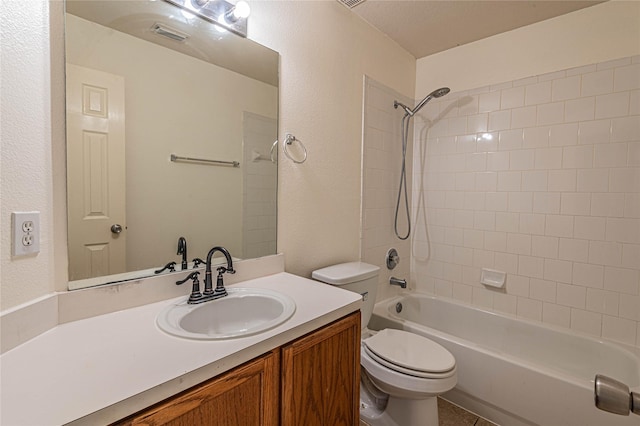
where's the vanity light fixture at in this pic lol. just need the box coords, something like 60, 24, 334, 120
151, 22, 190, 42
163, 0, 251, 37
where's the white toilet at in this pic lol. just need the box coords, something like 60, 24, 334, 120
312, 262, 457, 426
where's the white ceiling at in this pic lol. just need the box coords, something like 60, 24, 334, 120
344, 0, 605, 59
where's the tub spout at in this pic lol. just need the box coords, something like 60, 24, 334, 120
594, 374, 640, 416
390, 277, 407, 288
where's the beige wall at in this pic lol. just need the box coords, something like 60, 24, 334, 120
416, 1, 640, 97
1, 0, 415, 310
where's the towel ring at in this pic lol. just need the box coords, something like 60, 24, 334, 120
283, 133, 307, 164
269, 140, 278, 163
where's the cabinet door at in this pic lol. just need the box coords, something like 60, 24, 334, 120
118, 350, 279, 426
281, 311, 361, 426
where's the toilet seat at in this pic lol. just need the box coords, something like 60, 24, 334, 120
363, 329, 455, 377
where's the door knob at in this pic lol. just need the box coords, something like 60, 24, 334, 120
111, 224, 123, 234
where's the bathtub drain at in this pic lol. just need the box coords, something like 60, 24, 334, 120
395, 302, 403, 313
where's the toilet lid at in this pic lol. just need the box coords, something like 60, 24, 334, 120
363, 329, 455, 374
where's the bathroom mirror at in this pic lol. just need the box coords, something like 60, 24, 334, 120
64, 0, 279, 290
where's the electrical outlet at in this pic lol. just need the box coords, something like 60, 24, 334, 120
12, 212, 40, 256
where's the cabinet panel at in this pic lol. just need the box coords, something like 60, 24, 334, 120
116, 350, 279, 426
281, 312, 361, 426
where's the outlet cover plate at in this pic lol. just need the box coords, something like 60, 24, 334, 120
12, 211, 40, 256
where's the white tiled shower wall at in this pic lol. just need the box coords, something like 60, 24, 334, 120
412, 56, 640, 347
362, 77, 414, 302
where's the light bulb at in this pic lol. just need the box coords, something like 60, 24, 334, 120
232, 1, 250, 19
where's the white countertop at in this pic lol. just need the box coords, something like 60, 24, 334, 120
0, 272, 361, 425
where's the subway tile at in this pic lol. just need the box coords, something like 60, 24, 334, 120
497, 171, 521, 191
518, 255, 544, 279
475, 172, 498, 192
476, 132, 498, 152
625, 194, 640, 218
560, 193, 591, 216
539, 70, 567, 82
611, 116, 640, 142
533, 192, 561, 214
629, 142, 640, 166
559, 238, 589, 263
548, 170, 576, 192
557, 283, 586, 308
494, 252, 519, 274
458, 95, 480, 116
562, 145, 593, 169
501, 86, 525, 109
508, 274, 531, 297
602, 315, 637, 346
565, 97, 595, 123
464, 191, 486, 210
507, 233, 532, 255
543, 302, 571, 328
589, 240, 622, 267
473, 249, 495, 269
449, 116, 468, 135
545, 215, 574, 238
485, 192, 508, 211
472, 287, 494, 309
532, 235, 559, 258
479, 91, 501, 113
454, 209, 475, 228
619, 294, 640, 321
496, 212, 521, 233
549, 123, 579, 147
590, 192, 624, 217
466, 152, 487, 171
487, 152, 510, 171
517, 297, 543, 321
525, 81, 552, 105
463, 229, 485, 249
455, 172, 476, 191
467, 113, 488, 133
520, 213, 546, 235
571, 308, 602, 337
575, 216, 606, 240
606, 217, 640, 244
491, 81, 513, 91
530, 278, 557, 303
522, 171, 548, 192
457, 134, 477, 153
581, 69, 614, 96
508, 192, 533, 213
544, 258, 573, 284
586, 288, 620, 316
474, 211, 496, 231
595, 92, 629, 119
511, 106, 538, 128
534, 147, 563, 170
604, 266, 639, 295
523, 127, 550, 149
577, 169, 609, 193
614, 63, 640, 92
499, 129, 524, 151
488, 110, 511, 131
609, 168, 640, 193
552, 75, 581, 101
578, 119, 611, 144
566, 63, 596, 77
510, 150, 535, 170
630, 90, 640, 115
594, 143, 629, 167
452, 283, 473, 304
537, 102, 565, 125
454, 246, 474, 267
484, 231, 507, 252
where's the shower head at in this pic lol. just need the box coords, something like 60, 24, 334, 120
393, 87, 450, 117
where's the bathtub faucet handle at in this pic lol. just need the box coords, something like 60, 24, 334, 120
389, 277, 407, 289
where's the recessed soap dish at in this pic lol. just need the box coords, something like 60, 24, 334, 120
480, 268, 506, 289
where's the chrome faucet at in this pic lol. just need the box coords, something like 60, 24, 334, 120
203, 246, 235, 299
177, 237, 188, 270
390, 277, 407, 288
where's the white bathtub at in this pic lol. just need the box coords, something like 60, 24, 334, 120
369, 293, 640, 426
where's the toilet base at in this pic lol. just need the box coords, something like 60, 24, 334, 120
360, 381, 439, 426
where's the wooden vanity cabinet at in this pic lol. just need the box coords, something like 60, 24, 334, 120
114, 311, 360, 426
116, 350, 280, 426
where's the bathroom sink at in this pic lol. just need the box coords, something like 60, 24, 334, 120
157, 288, 296, 340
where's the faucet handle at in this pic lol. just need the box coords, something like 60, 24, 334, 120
176, 271, 204, 304
192, 258, 205, 268
155, 261, 176, 274
217, 266, 235, 274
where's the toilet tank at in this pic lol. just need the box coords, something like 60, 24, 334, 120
312, 262, 380, 329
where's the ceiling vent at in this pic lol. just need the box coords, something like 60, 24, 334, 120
337, 0, 367, 9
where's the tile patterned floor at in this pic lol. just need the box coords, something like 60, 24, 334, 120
359, 397, 498, 426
